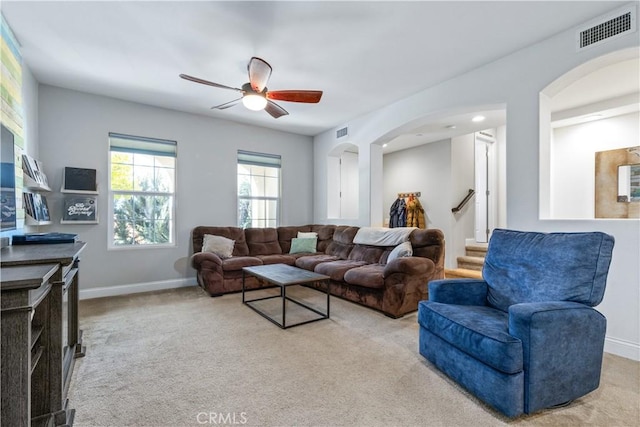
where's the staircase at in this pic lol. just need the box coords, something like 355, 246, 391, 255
444, 242, 488, 279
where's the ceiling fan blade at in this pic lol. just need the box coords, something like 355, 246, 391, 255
179, 74, 242, 92
265, 100, 288, 119
211, 98, 242, 110
266, 90, 323, 103
248, 57, 272, 92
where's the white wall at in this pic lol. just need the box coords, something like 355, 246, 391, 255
382, 135, 477, 270
22, 65, 39, 158
38, 85, 314, 297
313, 4, 639, 360
451, 134, 475, 263
551, 112, 639, 218
383, 139, 452, 239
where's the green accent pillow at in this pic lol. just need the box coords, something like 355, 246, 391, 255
289, 237, 317, 254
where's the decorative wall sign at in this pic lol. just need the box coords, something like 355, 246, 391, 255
62, 167, 97, 193
61, 195, 98, 224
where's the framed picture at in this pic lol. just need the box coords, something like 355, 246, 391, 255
62, 166, 97, 193
61, 195, 98, 224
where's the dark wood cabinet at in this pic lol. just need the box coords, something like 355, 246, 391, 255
1, 242, 86, 426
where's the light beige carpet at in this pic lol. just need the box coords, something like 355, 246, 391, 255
68, 286, 639, 427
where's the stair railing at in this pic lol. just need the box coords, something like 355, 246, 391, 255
452, 189, 475, 213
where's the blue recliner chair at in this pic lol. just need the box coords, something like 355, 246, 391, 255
418, 229, 615, 417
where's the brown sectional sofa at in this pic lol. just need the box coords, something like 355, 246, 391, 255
190, 224, 445, 318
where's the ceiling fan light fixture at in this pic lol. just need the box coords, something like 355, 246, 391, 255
242, 94, 267, 111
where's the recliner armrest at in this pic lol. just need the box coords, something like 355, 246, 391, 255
190, 251, 222, 269
383, 256, 433, 277
428, 279, 488, 305
508, 301, 605, 341
508, 301, 607, 414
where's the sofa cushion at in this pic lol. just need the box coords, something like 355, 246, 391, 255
221, 256, 263, 272
202, 234, 235, 258
192, 226, 250, 256
343, 264, 386, 289
298, 231, 318, 238
314, 260, 368, 281
245, 228, 282, 256
325, 226, 358, 259
387, 241, 413, 263
348, 244, 387, 264
295, 254, 338, 271
256, 254, 296, 266
290, 237, 317, 254
418, 301, 523, 374
277, 226, 307, 253
483, 229, 615, 312
310, 224, 337, 252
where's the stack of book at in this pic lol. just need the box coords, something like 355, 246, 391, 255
22, 154, 49, 187
23, 192, 50, 222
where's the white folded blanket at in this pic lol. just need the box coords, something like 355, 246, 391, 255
353, 227, 417, 246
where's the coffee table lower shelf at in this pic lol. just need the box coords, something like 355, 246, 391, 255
242, 264, 330, 329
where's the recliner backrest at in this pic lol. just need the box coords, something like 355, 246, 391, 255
483, 229, 614, 312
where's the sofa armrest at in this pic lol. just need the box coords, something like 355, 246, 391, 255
428, 279, 488, 305
383, 256, 433, 277
190, 251, 222, 269
508, 301, 607, 413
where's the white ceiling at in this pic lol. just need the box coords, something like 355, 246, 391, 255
1, 1, 629, 141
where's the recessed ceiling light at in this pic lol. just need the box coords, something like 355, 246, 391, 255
416, 133, 423, 137
472, 115, 485, 123
383, 143, 388, 147
446, 125, 456, 129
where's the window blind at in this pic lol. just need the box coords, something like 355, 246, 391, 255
109, 132, 177, 157
237, 150, 281, 168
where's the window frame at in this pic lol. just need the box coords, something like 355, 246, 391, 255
237, 150, 282, 229
107, 132, 177, 249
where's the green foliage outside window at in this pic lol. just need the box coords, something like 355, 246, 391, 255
111, 152, 174, 245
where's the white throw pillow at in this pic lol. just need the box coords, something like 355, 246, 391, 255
202, 234, 235, 258
297, 231, 318, 239
387, 241, 413, 263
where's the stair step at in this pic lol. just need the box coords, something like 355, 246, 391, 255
465, 243, 488, 258
457, 255, 485, 271
445, 268, 483, 279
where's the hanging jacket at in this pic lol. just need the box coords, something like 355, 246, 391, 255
389, 198, 407, 228
406, 197, 426, 228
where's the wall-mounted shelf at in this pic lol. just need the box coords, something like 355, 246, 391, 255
23, 174, 51, 192
25, 215, 52, 226
60, 188, 98, 195
60, 219, 98, 225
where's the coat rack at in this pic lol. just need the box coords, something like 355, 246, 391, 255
398, 192, 421, 198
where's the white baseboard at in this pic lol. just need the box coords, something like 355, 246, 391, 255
79, 278, 197, 300
605, 336, 640, 361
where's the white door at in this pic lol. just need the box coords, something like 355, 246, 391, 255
340, 151, 359, 219
474, 132, 495, 243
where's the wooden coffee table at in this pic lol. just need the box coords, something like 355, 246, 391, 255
242, 264, 330, 329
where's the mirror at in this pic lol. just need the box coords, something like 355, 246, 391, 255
618, 163, 640, 203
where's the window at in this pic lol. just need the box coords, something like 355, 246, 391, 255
108, 133, 176, 247
237, 150, 281, 228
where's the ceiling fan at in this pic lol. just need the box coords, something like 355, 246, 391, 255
180, 57, 323, 119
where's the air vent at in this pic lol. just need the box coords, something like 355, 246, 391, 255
577, 6, 636, 50
336, 126, 348, 139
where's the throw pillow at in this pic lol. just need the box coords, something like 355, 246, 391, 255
387, 241, 413, 263
297, 231, 318, 239
202, 234, 235, 258
289, 237, 318, 254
